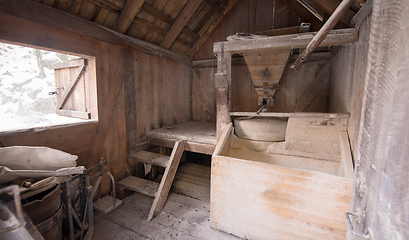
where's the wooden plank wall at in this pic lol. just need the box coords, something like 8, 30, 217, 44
328, 12, 371, 157
340, 0, 408, 238
0, 12, 191, 194
134, 51, 191, 144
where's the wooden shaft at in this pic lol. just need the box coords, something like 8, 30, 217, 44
291, 0, 355, 71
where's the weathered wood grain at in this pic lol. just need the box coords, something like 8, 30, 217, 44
160, 0, 202, 49
213, 28, 358, 53
148, 140, 185, 221
113, 0, 145, 33
212, 154, 352, 239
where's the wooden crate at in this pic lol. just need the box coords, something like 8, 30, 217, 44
211, 116, 353, 240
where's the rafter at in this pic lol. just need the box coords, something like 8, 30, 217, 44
187, 0, 239, 57
0, 0, 192, 65
84, 0, 194, 47
285, 0, 324, 30
204, 0, 224, 13
310, 0, 355, 26
113, 0, 145, 33
87, 0, 199, 41
160, 0, 203, 49
141, 3, 199, 40
87, 0, 121, 12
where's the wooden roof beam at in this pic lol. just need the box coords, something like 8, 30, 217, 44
160, 0, 203, 49
87, 0, 121, 12
187, 0, 238, 57
85, 0, 196, 47
0, 0, 192, 65
141, 3, 200, 40
310, 0, 356, 26
204, 0, 224, 13
87, 0, 200, 40
113, 0, 145, 33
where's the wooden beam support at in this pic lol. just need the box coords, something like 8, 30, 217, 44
187, 0, 238, 57
113, 0, 145, 33
160, 0, 203, 49
215, 50, 231, 141
230, 112, 350, 118
255, 26, 300, 36
123, 47, 137, 175
0, 0, 192, 65
213, 28, 358, 54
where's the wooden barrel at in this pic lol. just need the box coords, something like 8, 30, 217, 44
21, 182, 62, 240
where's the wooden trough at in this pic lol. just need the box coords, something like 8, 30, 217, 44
211, 114, 353, 240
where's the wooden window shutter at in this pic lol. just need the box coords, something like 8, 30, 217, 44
52, 58, 93, 119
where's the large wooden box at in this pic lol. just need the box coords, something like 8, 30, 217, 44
211, 115, 353, 240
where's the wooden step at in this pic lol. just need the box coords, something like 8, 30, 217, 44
130, 150, 169, 168
118, 176, 159, 198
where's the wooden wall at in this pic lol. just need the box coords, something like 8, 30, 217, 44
328, 10, 371, 157
330, 0, 409, 238
0, 7, 191, 194
134, 51, 191, 144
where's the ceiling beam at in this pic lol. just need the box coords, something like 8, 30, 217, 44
0, 0, 192, 65
113, 0, 145, 33
85, 0, 194, 47
141, 3, 199, 40
310, 0, 355, 26
160, 0, 203, 49
204, 0, 224, 13
87, 0, 121, 12
88, 0, 200, 41
187, 0, 238, 57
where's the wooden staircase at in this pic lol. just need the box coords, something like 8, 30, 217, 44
118, 140, 185, 221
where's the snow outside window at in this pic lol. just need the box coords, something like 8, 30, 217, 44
0, 43, 96, 132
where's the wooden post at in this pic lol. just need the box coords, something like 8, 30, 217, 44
215, 43, 231, 141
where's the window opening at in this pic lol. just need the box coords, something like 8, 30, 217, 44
0, 42, 97, 132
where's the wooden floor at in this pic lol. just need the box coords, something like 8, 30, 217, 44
93, 163, 240, 240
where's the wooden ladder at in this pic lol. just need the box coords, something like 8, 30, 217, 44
118, 140, 185, 221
